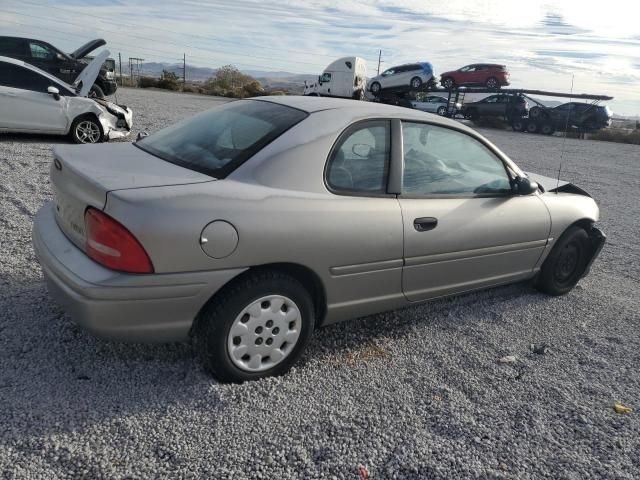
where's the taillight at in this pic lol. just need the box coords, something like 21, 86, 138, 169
84, 208, 154, 274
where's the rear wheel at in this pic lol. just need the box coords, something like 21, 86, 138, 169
370, 82, 381, 94
511, 119, 525, 131
442, 77, 455, 90
540, 123, 555, 135
410, 76, 422, 89
437, 105, 447, 116
526, 122, 539, 134
536, 226, 590, 296
529, 106, 545, 119
194, 270, 315, 382
485, 77, 499, 89
70, 115, 103, 144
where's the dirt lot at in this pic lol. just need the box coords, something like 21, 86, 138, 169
1, 88, 638, 479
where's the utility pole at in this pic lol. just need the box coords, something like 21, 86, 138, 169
128, 57, 145, 86
377, 49, 382, 75
183, 53, 186, 89
118, 52, 122, 85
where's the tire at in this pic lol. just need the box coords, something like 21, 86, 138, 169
529, 106, 545, 119
370, 82, 381, 94
437, 105, 447, 116
541, 123, 555, 135
526, 122, 539, 134
536, 226, 590, 296
410, 76, 422, 89
464, 108, 479, 120
89, 84, 105, 99
70, 115, 103, 144
485, 77, 499, 89
194, 270, 315, 382
353, 89, 365, 101
442, 77, 455, 90
511, 119, 525, 132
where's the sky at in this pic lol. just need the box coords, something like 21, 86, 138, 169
2, 0, 639, 115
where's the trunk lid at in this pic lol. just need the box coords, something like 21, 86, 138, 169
51, 143, 214, 248
70, 39, 106, 59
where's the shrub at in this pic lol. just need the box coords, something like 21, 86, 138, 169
202, 65, 264, 98
589, 128, 640, 145
138, 76, 158, 88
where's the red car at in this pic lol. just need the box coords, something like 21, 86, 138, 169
440, 64, 510, 90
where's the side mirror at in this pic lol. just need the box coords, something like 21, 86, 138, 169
56, 53, 66, 62
515, 176, 538, 195
352, 143, 372, 158
47, 86, 60, 101
136, 131, 149, 142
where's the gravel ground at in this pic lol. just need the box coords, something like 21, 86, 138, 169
1, 88, 638, 479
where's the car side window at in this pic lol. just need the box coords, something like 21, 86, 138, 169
0, 38, 26, 56
0, 63, 50, 92
401, 122, 512, 196
382, 69, 394, 76
29, 42, 54, 60
326, 120, 390, 194
484, 96, 498, 103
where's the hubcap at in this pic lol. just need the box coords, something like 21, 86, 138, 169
411, 78, 421, 88
554, 242, 579, 283
227, 295, 301, 372
76, 121, 101, 143
487, 78, 497, 88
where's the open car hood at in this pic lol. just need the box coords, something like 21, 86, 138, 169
525, 171, 591, 197
73, 50, 109, 97
70, 39, 106, 59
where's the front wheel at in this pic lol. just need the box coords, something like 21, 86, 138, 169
437, 105, 447, 116
410, 76, 422, 89
70, 115, 103, 144
194, 270, 315, 382
370, 82, 381, 94
536, 226, 590, 296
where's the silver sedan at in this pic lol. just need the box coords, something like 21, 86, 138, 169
33, 96, 605, 382
411, 95, 461, 116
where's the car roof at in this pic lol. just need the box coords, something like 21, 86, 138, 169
253, 96, 472, 130
0, 55, 76, 93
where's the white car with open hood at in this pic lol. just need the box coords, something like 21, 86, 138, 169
0, 50, 132, 143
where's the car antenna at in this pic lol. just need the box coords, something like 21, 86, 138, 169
557, 74, 575, 193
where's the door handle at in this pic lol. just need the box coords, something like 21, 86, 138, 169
414, 217, 438, 232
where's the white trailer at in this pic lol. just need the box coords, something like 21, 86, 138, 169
303, 57, 367, 100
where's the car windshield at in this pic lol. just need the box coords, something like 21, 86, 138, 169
136, 100, 308, 178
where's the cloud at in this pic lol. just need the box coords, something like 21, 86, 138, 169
3, 0, 639, 114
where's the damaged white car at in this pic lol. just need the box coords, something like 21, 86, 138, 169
0, 50, 132, 143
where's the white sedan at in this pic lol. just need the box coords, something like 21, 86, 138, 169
0, 50, 132, 143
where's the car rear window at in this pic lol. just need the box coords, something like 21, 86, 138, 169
135, 100, 308, 178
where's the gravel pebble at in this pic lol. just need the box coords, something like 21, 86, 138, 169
0, 88, 639, 479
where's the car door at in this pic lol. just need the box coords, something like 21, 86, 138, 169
324, 119, 404, 320
396, 120, 551, 301
481, 95, 501, 116
0, 62, 68, 132
387, 66, 406, 88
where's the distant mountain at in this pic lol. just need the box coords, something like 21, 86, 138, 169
139, 62, 215, 81
138, 63, 315, 88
